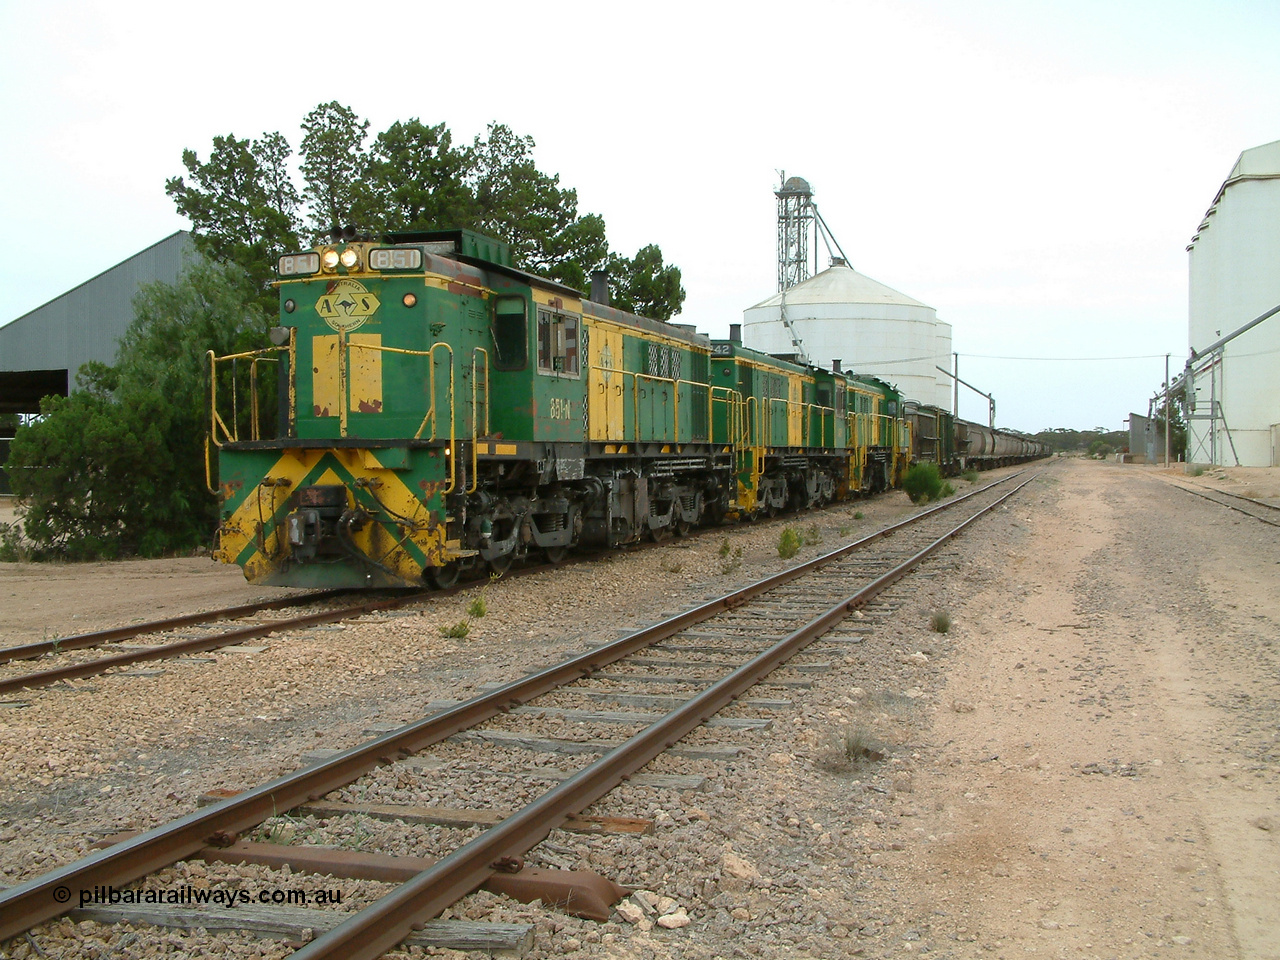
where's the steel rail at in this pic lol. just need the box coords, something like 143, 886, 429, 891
0, 469, 1031, 939
290, 470, 1043, 960
0, 469, 1022, 698
0, 591, 345, 666
0, 592, 431, 697
1162, 478, 1280, 528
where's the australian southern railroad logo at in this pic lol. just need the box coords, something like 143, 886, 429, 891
316, 279, 380, 332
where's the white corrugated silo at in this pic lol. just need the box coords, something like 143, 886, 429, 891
1186, 139, 1280, 467
742, 261, 954, 408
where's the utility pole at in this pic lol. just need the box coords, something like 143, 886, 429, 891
1164, 353, 1171, 467
936, 365, 995, 426
953, 353, 959, 417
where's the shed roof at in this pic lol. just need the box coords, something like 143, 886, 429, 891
0, 231, 191, 413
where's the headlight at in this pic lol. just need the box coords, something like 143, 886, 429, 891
339, 248, 359, 268
321, 249, 340, 270
370, 247, 423, 271
278, 253, 319, 276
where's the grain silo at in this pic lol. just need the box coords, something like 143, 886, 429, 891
1185, 139, 1280, 466
743, 177, 953, 408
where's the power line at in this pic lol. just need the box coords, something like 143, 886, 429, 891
846, 351, 1173, 366
960, 352, 1172, 361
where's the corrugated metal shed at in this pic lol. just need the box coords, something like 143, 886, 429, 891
0, 231, 192, 414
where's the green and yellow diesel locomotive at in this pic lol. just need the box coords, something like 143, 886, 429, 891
207, 229, 912, 588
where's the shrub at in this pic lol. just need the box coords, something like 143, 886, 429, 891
777, 527, 802, 559
902, 463, 947, 504
0, 522, 29, 563
931, 610, 952, 633
803, 523, 823, 546
854, 511, 864, 520
440, 620, 471, 638
817, 724, 885, 773
717, 538, 732, 558
5, 260, 269, 560
963, 469, 980, 483
719, 544, 742, 575
467, 596, 488, 619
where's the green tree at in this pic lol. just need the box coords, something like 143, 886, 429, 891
6, 260, 267, 559
470, 123, 609, 289
165, 132, 302, 297
116, 258, 268, 409
1032, 426, 1126, 455
605, 244, 686, 320
365, 118, 477, 234
170, 107, 680, 307
299, 101, 372, 237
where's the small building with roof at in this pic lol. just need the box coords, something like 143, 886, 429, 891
0, 231, 192, 491
0, 231, 193, 416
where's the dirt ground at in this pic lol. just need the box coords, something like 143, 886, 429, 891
1, 459, 1278, 959
868, 460, 1280, 959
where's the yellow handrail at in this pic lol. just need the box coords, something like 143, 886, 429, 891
469, 347, 490, 494
709, 385, 743, 447
248, 356, 280, 442
207, 346, 288, 446
346, 340, 457, 494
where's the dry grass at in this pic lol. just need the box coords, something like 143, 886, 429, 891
817, 724, 886, 773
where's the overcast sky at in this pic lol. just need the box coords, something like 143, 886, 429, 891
3, 0, 1277, 431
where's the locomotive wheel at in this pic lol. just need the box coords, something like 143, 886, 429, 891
674, 518, 691, 538
487, 553, 514, 576
648, 525, 671, 543
428, 562, 461, 589
543, 546, 569, 564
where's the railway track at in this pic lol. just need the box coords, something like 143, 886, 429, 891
1159, 475, 1280, 527
0, 474, 975, 697
0, 589, 343, 666
0, 590, 442, 697
0, 467, 1043, 957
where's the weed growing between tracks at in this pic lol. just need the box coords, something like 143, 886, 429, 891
717, 538, 743, 575
777, 528, 802, 559
440, 572, 501, 638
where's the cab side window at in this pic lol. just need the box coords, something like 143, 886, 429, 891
492, 297, 528, 371
537, 309, 580, 376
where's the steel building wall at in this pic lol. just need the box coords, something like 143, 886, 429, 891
1187, 142, 1280, 467
0, 231, 192, 381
